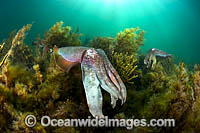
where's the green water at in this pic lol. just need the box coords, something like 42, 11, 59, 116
0, 0, 199, 64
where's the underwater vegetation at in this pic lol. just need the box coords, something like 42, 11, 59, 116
0, 21, 199, 132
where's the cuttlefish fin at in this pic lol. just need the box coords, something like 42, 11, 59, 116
53, 46, 78, 72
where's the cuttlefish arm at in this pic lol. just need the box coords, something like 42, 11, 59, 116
81, 49, 104, 118
81, 48, 126, 117
96, 49, 127, 105
144, 52, 152, 68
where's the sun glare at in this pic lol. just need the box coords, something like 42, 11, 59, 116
104, 0, 125, 4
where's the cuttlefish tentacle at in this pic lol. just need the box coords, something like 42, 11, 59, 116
97, 49, 127, 104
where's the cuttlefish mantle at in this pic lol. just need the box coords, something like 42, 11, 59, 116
53, 46, 88, 72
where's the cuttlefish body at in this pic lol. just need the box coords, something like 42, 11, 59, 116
144, 48, 171, 69
53, 46, 127, 118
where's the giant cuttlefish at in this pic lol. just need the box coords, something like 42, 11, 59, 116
144, 48, 171, 69
53, 46, 127, 118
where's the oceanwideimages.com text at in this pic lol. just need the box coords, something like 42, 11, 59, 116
25, 115, 175, 129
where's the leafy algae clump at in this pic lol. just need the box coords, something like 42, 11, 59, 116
34, 21, 83, 72
90, 36, 115, 57
90, 27, 145, 56
43, 21, 82, 49
33, 64, 43, 84
5, 65, 36, 89
111, 52, 138, 84
0, 24, 34, 69
115, 27, 145, 54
